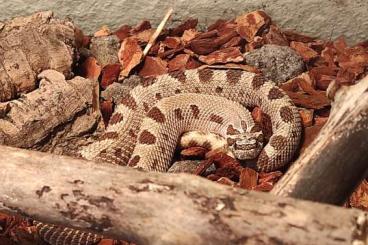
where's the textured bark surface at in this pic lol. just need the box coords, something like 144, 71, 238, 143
0, 145, 367, 245
0, 11, 76, 102
272, 76, 368, 205
0, 70, 101, 155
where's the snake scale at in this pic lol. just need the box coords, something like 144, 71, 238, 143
35, 68, 301, 245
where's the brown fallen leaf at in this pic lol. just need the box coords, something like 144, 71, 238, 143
290, 41, 319, 62
101, 64, 121, 89
263, 25, 289, 46
79, 56, 102, 81
198, 47, 244, 65
168, 54, 190, 72
235, 10, 271, 42
114, 24, 132, 41
139, 56, 168, 77
118, 38, 143, 78
239, 168, 259, 190
170, 18, 198, 36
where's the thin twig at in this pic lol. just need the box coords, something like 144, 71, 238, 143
142, 8, 174, 58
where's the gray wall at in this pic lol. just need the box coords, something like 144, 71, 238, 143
1, 0, 367, 44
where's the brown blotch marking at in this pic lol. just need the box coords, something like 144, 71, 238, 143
155, 93, 162, 100
238, 89, 245, 97
109, 113, 123, 125
198, 69, 214, 83
187, 140, 198, 147
270, 135, 288, 151
250, 124, 262, 133
175, 89, 182, 94
100, 131, 119, 140
226, 125, 241, 135
121, 94, 138, 110
162, 133, 170, 140
241, 120, 247, 130
190, 104, 200, 118
252, 75, 266, 90
215, 86, 223, 93
194, 87, 201, 93
143, 102, 150, 112
129, 129, 138, 139
226, 69, 243, 84
169, 70, 187, 83
147, 106, 166, 123
128, 155, 140, 166
209, 114, 224, 124
142, 77, 158, 87
138, 130, 157, 144
256, 150, 269, 169
280, 106, 294, 123
174, 108, 184, 120
268, 87, 285, 100
202, 140, 212, 149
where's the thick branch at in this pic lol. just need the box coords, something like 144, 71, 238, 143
0, 145, 367, 245
272, 76, 368, 204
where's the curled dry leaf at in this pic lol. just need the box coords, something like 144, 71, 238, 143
79, 56, 102, 81
235, 10, 271, 42
290, 41, 319, 62
239, 168, 258, 190
199, 47, 244, 65
139, 56, 168, 77
101, 64, 121, 89
118, 38, 143, 78
168, 54, 190, 72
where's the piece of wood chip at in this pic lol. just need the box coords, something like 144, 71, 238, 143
118, 38, 143, 78
235, 10, 271, 42
79, 56, 102, 81
101, 64, 121, 89
199, 47, 243, 65
239, 168, 259, 190
94, 25, 111, 37
290, 41, 319, 62
100, 100, 114, 127
299, 108, 314, 127
139, 56, 168, 77
180, 146, 208, 159
168, 54, 190, 72
170, 18, 198, 36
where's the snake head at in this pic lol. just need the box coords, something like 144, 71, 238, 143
226, 131, 264, 160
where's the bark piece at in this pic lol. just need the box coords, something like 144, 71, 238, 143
272, 75, 368, 205
168, 54, 190, 72
235, 10, 271, 42
170, 18, 198, 36
199, 47, 243, 65
239, 168, 258, 190
0, 145, 367, 245
101, 64, 121, 89
290, 41, 319, 62
118, 38, 143, 78
79, 57, 102, 81
0, 11, 76, 102
139, 56, 167, 77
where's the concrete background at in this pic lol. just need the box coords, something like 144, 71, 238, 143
1, 0, 367, 44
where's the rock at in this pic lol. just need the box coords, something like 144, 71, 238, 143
101, 75, 141, 103
244, 44, 305, 84
90, 35, 120, 68
168, 160, 216, 174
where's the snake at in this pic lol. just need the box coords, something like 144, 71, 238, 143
35, 68, 302, 245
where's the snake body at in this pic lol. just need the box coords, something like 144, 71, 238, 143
36, 68, 301, 244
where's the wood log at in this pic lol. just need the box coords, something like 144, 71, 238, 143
272, 76, 368, 205
0, 11, 77, 102
0, 70, 101, 155
0, 145, 367, 245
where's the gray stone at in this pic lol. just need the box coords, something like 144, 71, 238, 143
0, 1, 367, 45
90, 35, 120, 68
245, 44, 305, 84
168, 160, 216, 174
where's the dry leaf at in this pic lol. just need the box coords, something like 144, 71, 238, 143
139, 56, 168, 77
168, 54, 190, 72
79, 56, 101, 81
235, 10, 271, 42
101, 64, 121, 89
290, 41, 319, 62
118, 38, 143, 77
199, 47, 243, 65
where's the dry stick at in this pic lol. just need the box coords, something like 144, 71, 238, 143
0, 145, 367, 245
272, 76, 368, 205
142, 8, 174, 58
